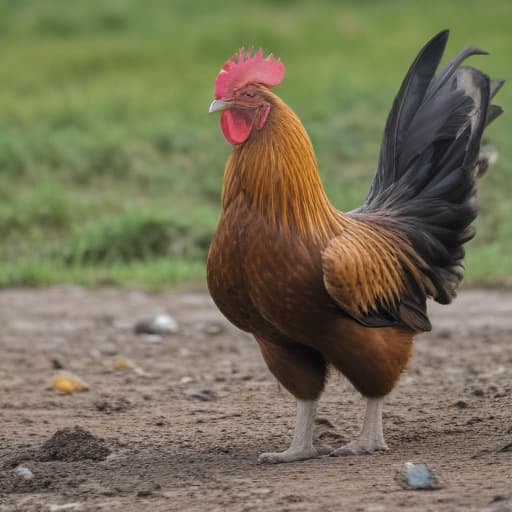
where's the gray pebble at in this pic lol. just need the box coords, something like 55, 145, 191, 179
14, 465, 34, 480
135, 314, 179, 335
398, 462, 441, 490
189, 389, 218, 401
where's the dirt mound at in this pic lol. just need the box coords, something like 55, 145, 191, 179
35, 426, 111, 462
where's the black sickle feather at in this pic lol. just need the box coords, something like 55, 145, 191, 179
368, 30, 449, 204
349, 30, 504, 332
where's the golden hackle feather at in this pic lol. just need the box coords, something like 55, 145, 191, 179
221, 91, 341, 241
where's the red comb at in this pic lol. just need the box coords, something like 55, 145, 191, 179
214, 48, 285, 99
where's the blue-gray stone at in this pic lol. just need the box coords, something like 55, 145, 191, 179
399, 462, 440, 490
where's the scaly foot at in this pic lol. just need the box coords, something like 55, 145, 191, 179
330, 397, 388, 456
258, 447, 319, 464
258, 399, 319, 464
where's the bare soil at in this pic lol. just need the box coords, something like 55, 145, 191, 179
0, 286, 511, 512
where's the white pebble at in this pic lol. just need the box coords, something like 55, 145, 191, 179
48, 504, 83, 512
135, 314, 179, 335
152, 314, 179, 333
14, 465, 33, 480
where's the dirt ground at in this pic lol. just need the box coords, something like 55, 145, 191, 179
0, 286, 510, 512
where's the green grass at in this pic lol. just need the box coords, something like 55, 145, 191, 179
0, 0, 510, 288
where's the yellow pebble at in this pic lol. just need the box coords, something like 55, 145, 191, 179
113, 358, 134, 370
52, 371, 89, 394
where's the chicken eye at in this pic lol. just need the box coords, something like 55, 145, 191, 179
243, 91, 256, 98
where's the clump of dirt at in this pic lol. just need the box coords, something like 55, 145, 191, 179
34, 426, 111, 462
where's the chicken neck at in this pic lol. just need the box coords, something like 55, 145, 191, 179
221, 95, 342, 241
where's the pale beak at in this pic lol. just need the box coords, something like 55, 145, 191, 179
209, 99, 231, 113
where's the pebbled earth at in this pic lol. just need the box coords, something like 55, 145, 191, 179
0, 286, 511, 512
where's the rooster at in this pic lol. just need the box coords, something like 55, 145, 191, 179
207, 31, 503, 463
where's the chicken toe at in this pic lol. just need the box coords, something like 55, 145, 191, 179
329, 439, 388, 456
258, 447, 319, 464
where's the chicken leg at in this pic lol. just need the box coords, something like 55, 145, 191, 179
258, 399, 319, 464
330, 397, 388, 456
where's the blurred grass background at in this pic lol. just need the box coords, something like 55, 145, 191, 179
0, 0, 510, 288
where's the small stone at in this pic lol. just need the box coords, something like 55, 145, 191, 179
498, 443, 512, 453
113, 358, 135, 370
134, 314, 179, 335
48, 504, 83, 512
51, 358, 64, 370
398, 462, 441, 490
282, 495, 303, 503
137, 490, 152, 497
454, 400, 468, 409
14, 465, 34, 480
180, 376, 194, 384
189, 389, 218, 401
101, 345, 118, 357
251, 487, 272, 496
52, 371, 89, 394
201, 321, 224, 336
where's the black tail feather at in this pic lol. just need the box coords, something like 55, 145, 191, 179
368, 30, 449, 202
485, 79, 505, 126
352, 30, 504, 306
425, 44, 488, 101
490, 79, 505, 99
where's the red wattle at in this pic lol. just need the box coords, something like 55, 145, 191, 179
220, 110, 253, 145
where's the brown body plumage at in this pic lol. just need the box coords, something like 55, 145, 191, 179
208, 92, 414, 398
